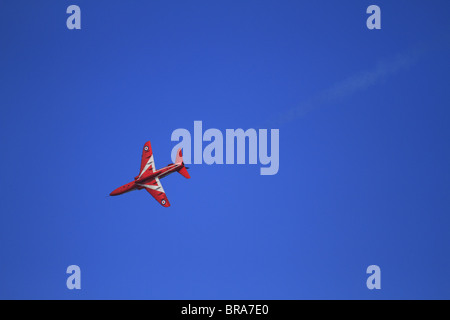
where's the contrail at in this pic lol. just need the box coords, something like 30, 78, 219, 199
274, 48, 423, 126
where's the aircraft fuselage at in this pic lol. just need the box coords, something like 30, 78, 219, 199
110, 163, 181, 196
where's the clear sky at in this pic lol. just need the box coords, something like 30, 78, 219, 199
1, 0, 449, 299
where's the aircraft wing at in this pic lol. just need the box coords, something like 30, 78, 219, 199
138, 141, 155, 179
138, 178, 170, 207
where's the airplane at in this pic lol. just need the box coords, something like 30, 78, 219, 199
109, 141, 190, 207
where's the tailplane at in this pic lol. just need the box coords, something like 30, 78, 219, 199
178, 167, 190, 179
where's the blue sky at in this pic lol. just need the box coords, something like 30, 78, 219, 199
1, 1, 449, 299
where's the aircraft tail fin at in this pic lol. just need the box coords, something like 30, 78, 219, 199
175, 148, 190, 179
175, 148, 183, 165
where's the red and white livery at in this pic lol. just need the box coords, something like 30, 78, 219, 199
110, 141, 190, 207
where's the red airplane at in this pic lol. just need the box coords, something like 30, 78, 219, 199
110, 141, 190, 207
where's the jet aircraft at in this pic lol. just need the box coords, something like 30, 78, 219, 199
110, 141, 190, 207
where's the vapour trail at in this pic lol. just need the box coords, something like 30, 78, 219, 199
274, 48, 423, 126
